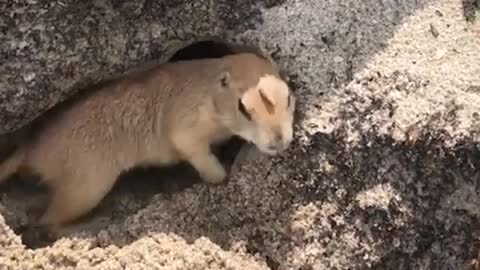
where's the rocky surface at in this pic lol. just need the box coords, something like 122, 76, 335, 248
1, 0, 480, 269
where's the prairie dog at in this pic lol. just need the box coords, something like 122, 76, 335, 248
0, 53, 296, 227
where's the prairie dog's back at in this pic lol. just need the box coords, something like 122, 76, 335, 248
23, 59, 225, 177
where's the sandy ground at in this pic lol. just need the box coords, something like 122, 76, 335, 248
0, 0, 480, 269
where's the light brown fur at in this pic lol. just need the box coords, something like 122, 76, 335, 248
0, 53, 296, 227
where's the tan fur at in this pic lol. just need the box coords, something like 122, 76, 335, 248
0, 53, 296, 227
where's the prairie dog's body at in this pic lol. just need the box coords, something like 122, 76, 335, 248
0, 53, 296, 227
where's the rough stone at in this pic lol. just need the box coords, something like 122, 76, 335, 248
1, 0, 480, 269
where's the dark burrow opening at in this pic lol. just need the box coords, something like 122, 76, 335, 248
0, 39, 271, 249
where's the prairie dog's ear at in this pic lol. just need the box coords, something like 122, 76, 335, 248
213, 71, 233, 114
220, 71, 230, 88
258, 87, 275, 113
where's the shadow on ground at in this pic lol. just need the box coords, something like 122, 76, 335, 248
2, 122, 479, 269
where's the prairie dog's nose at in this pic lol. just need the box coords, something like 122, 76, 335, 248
266, 144, 281, 152
274, 132, 283, 145
266, 134, 291, 152
266, 143, 289, 153
283, 137, 293, 149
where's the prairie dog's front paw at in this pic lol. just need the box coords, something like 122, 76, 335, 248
189, 153, 227, 184
200, 159, 227, 184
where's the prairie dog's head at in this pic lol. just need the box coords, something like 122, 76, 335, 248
214, 53, 296, 156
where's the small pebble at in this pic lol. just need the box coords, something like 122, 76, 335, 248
430, 23, 439, 37
333, 56, 344, 63
434, 48, 448, 60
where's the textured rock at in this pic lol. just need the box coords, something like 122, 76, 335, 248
0, 0, 281, 135
1, 0, 480, 269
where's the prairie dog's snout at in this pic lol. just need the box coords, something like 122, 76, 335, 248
263, 127, 293, 155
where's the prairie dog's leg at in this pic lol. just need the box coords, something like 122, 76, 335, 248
173, 137, 226, 184
39, 169, 118, 226
189, 149, 227, 184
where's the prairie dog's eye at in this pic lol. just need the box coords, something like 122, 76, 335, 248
238, 99, 252, 121
287, 94, 291, 108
